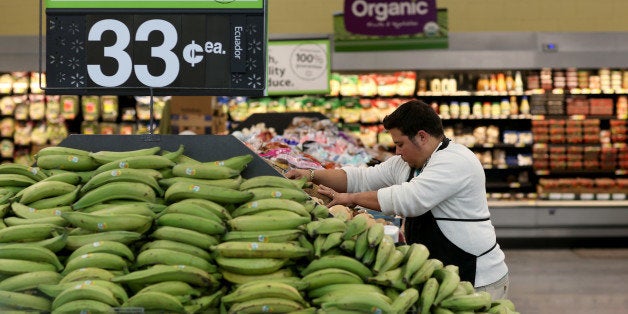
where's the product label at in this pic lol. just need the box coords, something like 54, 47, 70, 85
344, 0, 437, 36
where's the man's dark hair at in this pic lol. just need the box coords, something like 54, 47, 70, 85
383, 100, 444, 139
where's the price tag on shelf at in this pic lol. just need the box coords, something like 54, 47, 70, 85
44, 0, 266, 96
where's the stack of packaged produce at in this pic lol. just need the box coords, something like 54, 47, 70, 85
231, 117, 375, 173
0, 145, 518, 313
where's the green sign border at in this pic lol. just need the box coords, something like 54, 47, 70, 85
334, 9, 449, 52
267, 38, 331, 96
45, 0, 263, 9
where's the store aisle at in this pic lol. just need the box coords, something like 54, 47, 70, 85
504, 248, 628, 314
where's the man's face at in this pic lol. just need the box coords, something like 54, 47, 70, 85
390, 128, 422, 168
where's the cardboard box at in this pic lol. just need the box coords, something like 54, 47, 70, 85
169, 96, 214, 134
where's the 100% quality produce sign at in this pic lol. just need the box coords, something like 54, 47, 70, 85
44, 0, 267, 96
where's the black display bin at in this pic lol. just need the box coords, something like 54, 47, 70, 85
57, 134, 281, 178
232, 112, 328, 133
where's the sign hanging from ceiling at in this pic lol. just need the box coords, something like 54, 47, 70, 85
44, 0, 267, 96
267, 38, 330, 96
335, 0, 447, 52
344, 0, 438, 36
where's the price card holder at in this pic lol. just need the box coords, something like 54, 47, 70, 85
42, 0, 267, 96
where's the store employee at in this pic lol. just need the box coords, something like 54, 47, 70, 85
286, 100, 509, 299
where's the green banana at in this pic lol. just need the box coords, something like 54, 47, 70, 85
62, 211, 153, 233
94, 155, 175, 173
0, 163, 48, 181
227, 215, 310, 231
58, 267, 117, 284
210, 241, 311, 259
11, 202, 73, 219
4, 215, 69, 227
40, 171, 83, 185
0, 270, 62, 291
222, 229, 303, 243
155, 212, 226, 236
215, 255, 288, 275
460, 281, 476, 295
313, 234, 327, 258
51, 299, 115, 314
135, 248, 217, 273
247, 187, 310, 202
354, 227, 369, 260
227, 297, 304, 314
391, 288, 420, 314
62, 252, 129, 275
28, 185, 80, 209
433, 268, 461, 305
80, 168, 164, 196
51, 284, 120, 310
86, 202, 157, 218
65, 230, 142, 250
164, 181, 254, 204
307, 283, 384, 299
44, 169, 95, 184
0, 173, 37, 186
301, 268, 363, 291
23, 231, 68, 253
367, 267, 407, 291
402, 243, 430, 284
67, 240, 135, 262
36, 154, 100, 171
372, 235, 395, 274
0, 258, 57, 275
72, 181, 157, 209
239, 175, 304, 190
16, 180, 77, 204
172, 162, 241, 180
39, 279, 128, 303
220, 268, 294, 285
339, 239, 355, 253
35, 146, 91, 157
319, 291, 392, 313
301, 255, 373, 280
222, 281, 307, 305
0, 244, 63, 270
491, 299, 516, 311
361, 245, 377, 266
321, 231, 344, 253
0, 290, 52, 311
380, 247, 406, 274
160, 144, 185, 162
410, 258, 444, 286
158, 175, 243, 190
0, 223, 64, 243
311, 203, 330, 219
439, 291, 492, 312
307, 217, 347, 237
342, 213, 370, 240
112, 264, 218, 287
206, 154, 254, 172
367, 222, 385, 248
136, 280, 201, 297
419, 277, 439, 314
150, 226, 219, 249
188, 289, 223, 312
174, 198, 232, 220
159, 201, 223, 223
89, 146, 161, 164
139, 239, 212, 261
232, 198, 310, 218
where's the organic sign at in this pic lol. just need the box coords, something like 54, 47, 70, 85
44, 0, 267, 96
344, 0, 438, 36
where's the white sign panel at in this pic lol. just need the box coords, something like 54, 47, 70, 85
267, 39, 330, 95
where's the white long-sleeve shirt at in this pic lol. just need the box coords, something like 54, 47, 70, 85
342, 141, 508, 287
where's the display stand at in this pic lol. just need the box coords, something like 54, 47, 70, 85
233, 112, 329, 133
57, 134, 281, 178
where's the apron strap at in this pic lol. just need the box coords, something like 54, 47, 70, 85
434, 217, 491, 222
478, 242, 497, 257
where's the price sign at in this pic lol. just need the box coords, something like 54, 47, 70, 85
44, 0, 266, 96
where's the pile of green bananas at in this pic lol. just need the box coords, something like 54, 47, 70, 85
0, 145, 519, 313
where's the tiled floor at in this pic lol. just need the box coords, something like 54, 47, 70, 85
504, 248, 628, 314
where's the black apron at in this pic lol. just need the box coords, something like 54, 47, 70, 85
403, 138, 496, 285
